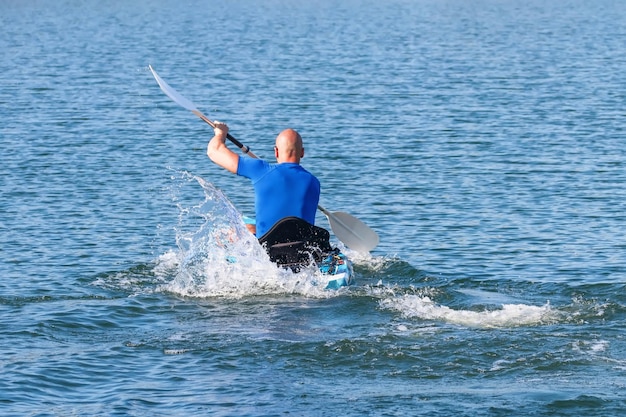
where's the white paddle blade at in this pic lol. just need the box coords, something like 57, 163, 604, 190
149, 65, 198, 112
326, 211, 379, 253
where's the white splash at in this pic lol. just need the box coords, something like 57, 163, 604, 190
379, 294, 556, 328
156, 172, 337, 299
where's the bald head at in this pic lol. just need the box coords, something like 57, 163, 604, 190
274, 128, 304, 163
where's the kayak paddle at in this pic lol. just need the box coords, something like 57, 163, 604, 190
148, 65, 379, 253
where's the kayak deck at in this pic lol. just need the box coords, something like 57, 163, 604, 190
318, 251, 354, 289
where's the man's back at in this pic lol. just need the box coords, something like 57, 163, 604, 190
238, 158, 320, 237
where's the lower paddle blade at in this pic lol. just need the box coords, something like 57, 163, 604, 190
325, 211, 379, 253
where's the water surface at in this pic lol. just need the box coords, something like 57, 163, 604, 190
1, 0, 626, 415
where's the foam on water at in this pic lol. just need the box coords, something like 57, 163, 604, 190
379, 294, 557, 328
155, 172, 341, 299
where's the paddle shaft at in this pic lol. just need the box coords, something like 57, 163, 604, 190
192, 110, 258, 159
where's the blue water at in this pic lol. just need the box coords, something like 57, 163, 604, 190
2, 0, 626, 415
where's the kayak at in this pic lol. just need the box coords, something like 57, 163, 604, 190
256, 216, 355, 289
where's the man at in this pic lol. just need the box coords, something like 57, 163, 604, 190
206, 121, 320, 238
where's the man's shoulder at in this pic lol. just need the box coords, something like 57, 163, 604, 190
237, 156, 270, 176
